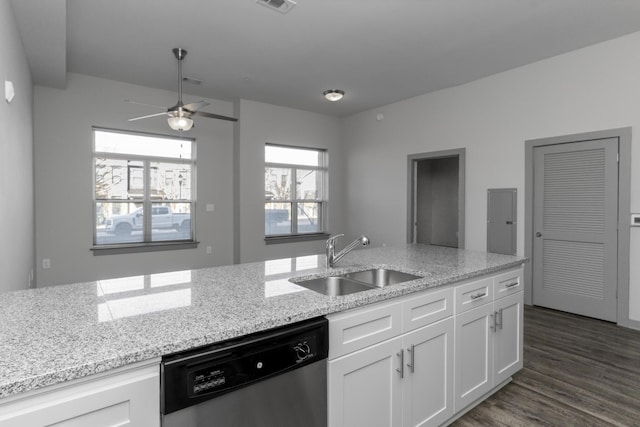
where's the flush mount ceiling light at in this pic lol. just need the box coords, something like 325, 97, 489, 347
323, 89, 345, 102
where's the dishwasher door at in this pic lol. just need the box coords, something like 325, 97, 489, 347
161, 317, 328, 427
162, 359, 326, 427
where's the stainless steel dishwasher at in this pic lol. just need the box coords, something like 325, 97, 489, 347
161, 317, 328, 427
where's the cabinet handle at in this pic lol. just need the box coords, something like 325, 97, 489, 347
498, 308, 504, 330
505, 281, 519, 288
396, 349, 404, 378
407, 344, 415, 373
470, 292, 487, 300
490, 312, 497, 331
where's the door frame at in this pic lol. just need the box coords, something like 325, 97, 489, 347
407, 148, 466, 248
524, 127, 633, 328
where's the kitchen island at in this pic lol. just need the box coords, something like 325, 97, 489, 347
0, 244, 526, 425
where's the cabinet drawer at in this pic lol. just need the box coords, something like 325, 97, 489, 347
327, 302, 402, 359
401, 287, 453, 332
494, 267, 524, 300
455, 276, 494, 314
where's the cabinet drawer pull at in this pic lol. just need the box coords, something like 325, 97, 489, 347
407, 344, 415, 373
504, 281, 519, 288
470, 292, 487, 300
396, 349, 404, 378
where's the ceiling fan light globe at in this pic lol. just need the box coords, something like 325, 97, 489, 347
167, 115, 193, 131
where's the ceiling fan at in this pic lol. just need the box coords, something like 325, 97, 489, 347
127, 48, 237, 131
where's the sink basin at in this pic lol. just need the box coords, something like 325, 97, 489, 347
291, 268, 422, 296
343, 268, 423, 288
292, 276, 376, 297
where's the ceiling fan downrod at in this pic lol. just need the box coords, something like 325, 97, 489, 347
173, 48, 187, 107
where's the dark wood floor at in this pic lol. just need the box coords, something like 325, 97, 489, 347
452, 305, 640, 426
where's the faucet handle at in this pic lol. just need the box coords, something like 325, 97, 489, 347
326, 234, 344, 247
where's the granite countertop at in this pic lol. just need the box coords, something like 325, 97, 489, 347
0, 244, 526, 400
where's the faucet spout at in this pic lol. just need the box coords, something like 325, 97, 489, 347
326, 234, 370, 268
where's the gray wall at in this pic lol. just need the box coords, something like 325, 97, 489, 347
34, 73, 235, 286
0, 0, 34, 292
33, 76, 345, 286
235, 99, 345, 263
342, 31, 640, 322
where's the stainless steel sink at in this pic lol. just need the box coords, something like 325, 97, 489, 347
343, 268, 422, 287
292, 276, 376, 297
291, 268, 422, 296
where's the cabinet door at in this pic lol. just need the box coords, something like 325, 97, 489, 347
0, 363, 159, 427
403, 317, 454, 427
454, 302, 494, 412
328, 337, 403, 427
493, 291, 524, 385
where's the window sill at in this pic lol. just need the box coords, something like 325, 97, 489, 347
264, 233, 330, 245
91, 241, 199, 256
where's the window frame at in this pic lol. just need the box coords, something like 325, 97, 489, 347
264, 143, 330, 243
91, 127, 198, 254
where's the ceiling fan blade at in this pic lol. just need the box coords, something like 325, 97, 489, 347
124, 99, 167, 109
190, 110, 238, 122
128, 111, 168, 122
182, 101, 210, 112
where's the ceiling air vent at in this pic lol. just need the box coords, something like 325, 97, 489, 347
256, 0, 297, 14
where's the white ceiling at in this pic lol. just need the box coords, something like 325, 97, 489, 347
11, 0, 640, 116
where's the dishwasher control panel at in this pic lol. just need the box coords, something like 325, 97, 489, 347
188, 334, 320, 396
193, 369, 226, 394
161, 317, 328, 415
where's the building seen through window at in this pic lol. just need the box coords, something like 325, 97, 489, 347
264, 144, 327, 237
93, 128, 196, 247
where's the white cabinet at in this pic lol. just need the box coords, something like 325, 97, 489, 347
454, 302, 495, 410
454, 269, 524, 413
493, 291, 524, 385
402, 317, 454, 427
328, 288, 455, 427
328, 336, 403, 427
0, 360, 160, 427
328, 319, 454, 427
327, 266, 524, 427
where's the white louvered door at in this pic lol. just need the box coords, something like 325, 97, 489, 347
533, 139, 618, 321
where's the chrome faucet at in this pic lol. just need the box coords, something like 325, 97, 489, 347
326, 234, 370, 268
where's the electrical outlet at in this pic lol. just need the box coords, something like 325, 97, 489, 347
206, 246, 212, 254
206, 204, 214, 212
42, 258, 51, 269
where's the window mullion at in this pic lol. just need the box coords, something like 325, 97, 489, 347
143, 159, 152, 242
291, 168, 298, 234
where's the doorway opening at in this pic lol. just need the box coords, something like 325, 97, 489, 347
407, 149, 465, 248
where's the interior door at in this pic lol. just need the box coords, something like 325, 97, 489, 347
533, 139, 618, 322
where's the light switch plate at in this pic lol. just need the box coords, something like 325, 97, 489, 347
5, 80, 15, 103
206, 204, 214, 212
631, 214, 640, 226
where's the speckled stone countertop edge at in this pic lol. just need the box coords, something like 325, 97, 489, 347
0, 247, 527, 401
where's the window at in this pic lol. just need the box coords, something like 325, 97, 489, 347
93, 128, 196, 249
265, 144, 327, 238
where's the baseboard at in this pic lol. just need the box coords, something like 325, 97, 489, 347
619, 317, 640, 331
